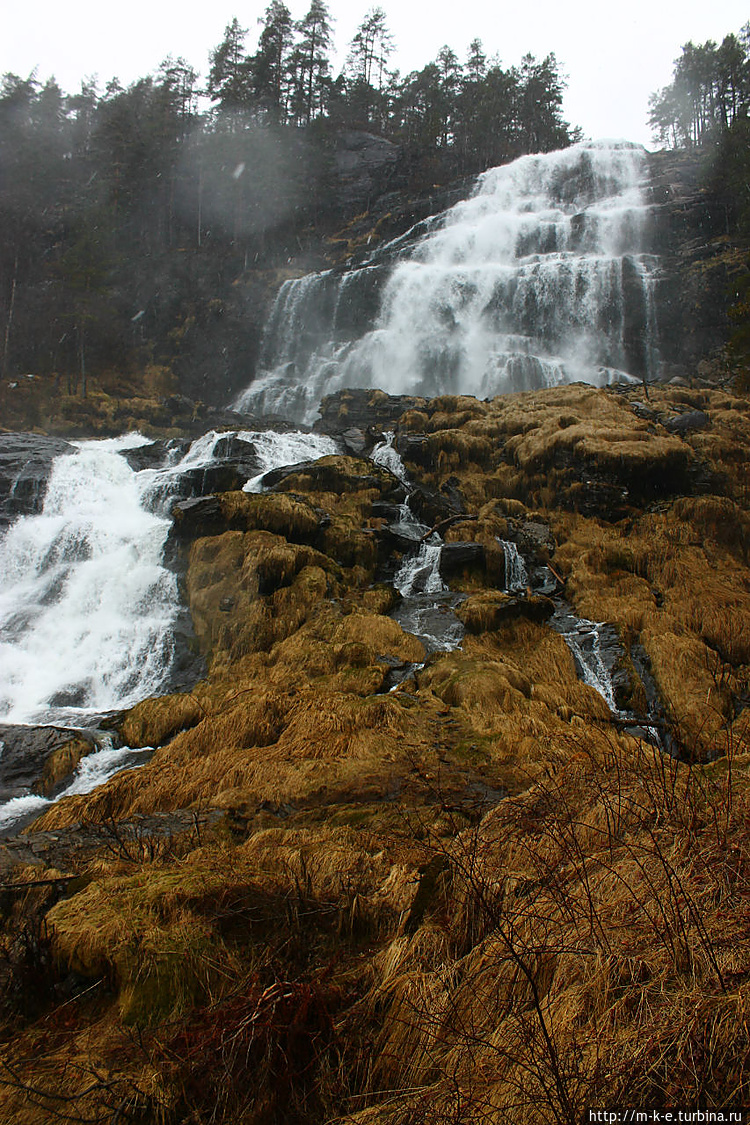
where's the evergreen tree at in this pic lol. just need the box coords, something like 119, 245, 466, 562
649, 26, 750, 148
252, 1, 294, 121
346, 7, 394, 127
294, 0, 334, 124
207, 18, 252, 115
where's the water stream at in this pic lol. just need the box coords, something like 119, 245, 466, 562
371, 433, 465, 661
0, 428, 342, 829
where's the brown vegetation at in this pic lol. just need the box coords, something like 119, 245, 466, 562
1, 384, 750, 1123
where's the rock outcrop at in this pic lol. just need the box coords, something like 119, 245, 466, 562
0, 433, 75, 526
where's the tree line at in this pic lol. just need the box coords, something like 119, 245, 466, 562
649, 23, 750, 148
0, 3, 577, 404
204, 4, 575, 164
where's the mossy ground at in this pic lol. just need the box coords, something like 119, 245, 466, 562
1, 385, 750, 1123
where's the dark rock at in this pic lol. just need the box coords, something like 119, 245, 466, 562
0, 433, 75, 526
121, 439, 188, 472
395, 433, 432, 469
0, 724, 96, 802
371, 501, 405, 522
631, 402, 658, 420
407, 484, 456, 527
664, 410, 710, 434
513, 520, 556, 563
340, 427, 368, 455
168, 435, 263, 500
170, 496, 224, 540
439, 542, 485, 576
377, 525, 422, 554
440, 476, 466, 514
316, 389, 428, 436
333, 130, 400, 214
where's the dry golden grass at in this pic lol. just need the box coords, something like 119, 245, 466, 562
7, 388, 750, 1124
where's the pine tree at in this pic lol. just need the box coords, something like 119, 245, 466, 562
207, 18, 252, 115
252, 1, 294, 121
295, 0, 334, 124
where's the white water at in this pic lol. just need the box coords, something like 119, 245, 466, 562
370, 431, 409, 483
236, 141, 659, 424
0, 737, 153, 832
0, 435, 180, 726
0, 429, 341, 726
499, 540, 528, 593
559, 617, 619, 713
394, 539, 446, 597
240, 429, 340, 491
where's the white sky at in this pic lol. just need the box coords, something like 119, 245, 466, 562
2, 0, 748, 149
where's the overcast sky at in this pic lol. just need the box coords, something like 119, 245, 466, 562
2, 0, 748, 148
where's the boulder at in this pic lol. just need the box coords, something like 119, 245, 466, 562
0, 433, 75, 526
169, 497, 225, 540
664, 410, 710, 434
170, 436, 263, 500
0, 724, 96, 802
121, 439, 188, 472
316, 389, 428, 437
439, 542, 485, 576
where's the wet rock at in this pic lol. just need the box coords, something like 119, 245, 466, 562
169, 496, 224, 540
0, 434, 75, 526
407, 484, 457, 526
171, 436, 262, 499
333, 130, 400, 214
664, 410, 710, 434
120, 439, 188, 472
340, 427, 368, 455
316, 389, 428, 436
439, 542, 485, 576
395, 433, 432, 469
513, 520, 556, 564
0, 725, 96, 802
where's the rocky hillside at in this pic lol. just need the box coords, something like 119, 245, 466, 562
0, 382, 749, 1122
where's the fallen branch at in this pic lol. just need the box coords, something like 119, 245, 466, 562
420, 514, 478, 541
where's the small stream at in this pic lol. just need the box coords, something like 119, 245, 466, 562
371, 434, 466, 660
366, 440, 667, 741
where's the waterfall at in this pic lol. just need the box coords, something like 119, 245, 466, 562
550, 608, 620, 713
394, 540, 446, 597
0, 429, 342, 727
236, 140, 659, 424
370, 431, 409, 484
241, 429, 340, 492
499, 539, 528, 593
0, 435, 180, 726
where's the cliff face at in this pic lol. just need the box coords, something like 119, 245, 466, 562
648, 149, 744, 375
1, 383, 749, 1121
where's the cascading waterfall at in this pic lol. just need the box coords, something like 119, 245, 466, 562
499, 539, 528, 593
0, 429, 340, 728
369, 434, 464, 656
394, 541, 446, 597
0, 435, 180, 727
236, 140, 660, 425
550, 605, 621, 714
